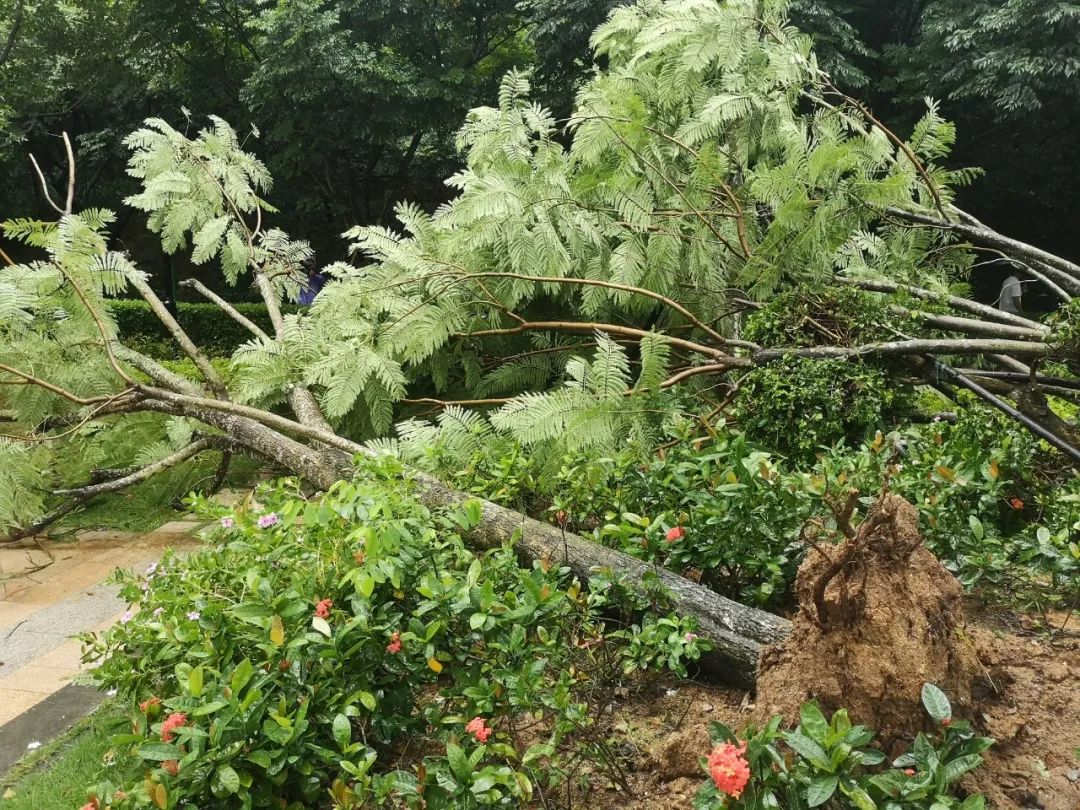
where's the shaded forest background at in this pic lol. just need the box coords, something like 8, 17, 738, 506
2, 0, 1078, 305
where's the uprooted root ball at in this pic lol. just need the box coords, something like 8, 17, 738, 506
755, 493, 979, 750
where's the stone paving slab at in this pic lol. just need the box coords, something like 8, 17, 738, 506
0, 684, 106, 776
0, 527, 201, 739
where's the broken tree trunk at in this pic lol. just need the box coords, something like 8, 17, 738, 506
408, 474, 791, 687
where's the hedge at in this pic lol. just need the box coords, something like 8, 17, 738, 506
107, 300, 295, 359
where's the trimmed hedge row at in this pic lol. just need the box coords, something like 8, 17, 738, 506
107, 299, 293, 359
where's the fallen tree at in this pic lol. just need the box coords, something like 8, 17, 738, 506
2, 0, 1076, 688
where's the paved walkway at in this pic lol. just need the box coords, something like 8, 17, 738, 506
0, 523, 201, 726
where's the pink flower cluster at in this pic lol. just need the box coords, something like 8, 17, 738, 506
257, 512, 279, 529
160, 711, 188, 742
465, 716, 492, 743
315, 598, 333, 619
386, 630, 402, 654
707, 740, 751, 799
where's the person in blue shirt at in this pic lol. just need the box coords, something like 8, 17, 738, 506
298, 263, 325, 306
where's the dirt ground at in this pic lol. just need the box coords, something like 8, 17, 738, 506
569, 604, 1079, 810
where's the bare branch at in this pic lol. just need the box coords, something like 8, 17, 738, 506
753, 337, 1051, 364
886, 306, 1048, 341
449, 271, 756, 349
179, 278, 270, 340
463, 320, 748, 364
62, 132, 75, 214
113, 345, 204, 396
53, 438, 216, 497
886, 207, 1080, 287
128, 274, 228, 396
28, 154, 64, 216
0, 362, 113, 406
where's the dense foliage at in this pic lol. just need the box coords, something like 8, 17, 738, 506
694, 685, 992, 809
402, 403, 1079, 612
82, 456, 707, 808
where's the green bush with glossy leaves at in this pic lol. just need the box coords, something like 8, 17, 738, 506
79, 455, 708, 809
695, 684, 992, 809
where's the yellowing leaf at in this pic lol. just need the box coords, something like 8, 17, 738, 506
270, 615, 285, 647
725, 470, 738, 484
871, 430, 883, 452
988, 460, 1000, 481
427, 657, 443, 674
153, 782, 168, 809
936, 466, 956, 482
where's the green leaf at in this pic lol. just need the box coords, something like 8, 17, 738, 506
136, 742, 183, 761
943, 754, 983, 783
188, 666, 204, 698
230, 659, 254, 695
245, 750, 272, 769
921, 683, 952, 723
799, 702, 829, 742
783, 731, 830, 770
332, 714, 351, 750
958, 796, 986, 810
469, 612, 488, 630
217, 765, 241, 794
806, 775, 838, 807
463, 499, 483, 528
838, 780, 878, 810
447, 743, 471, 781
193, 700, 228, 717
358, 691, 377, 712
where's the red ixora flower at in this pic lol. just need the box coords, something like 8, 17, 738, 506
707, 741, 751, 800
665, 526, 686, 542
160, 712, 188, 742
162, 759, 180, 776
465, 716, 492, 743
139, 696, 161, 714
940, 717, 952, 728
903, 768, 916, 776
386, 631, 402, 654
1009, 497, 1024, 510
79, 799, 99, 810
314, 598, 333, 619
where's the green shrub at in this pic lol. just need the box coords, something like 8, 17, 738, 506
107, 300, 298, 359
734, 358, 904, 461
80, 456, 707, 809
694, 685, 991, 809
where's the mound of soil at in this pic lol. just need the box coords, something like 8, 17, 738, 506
754, 493, 979, 749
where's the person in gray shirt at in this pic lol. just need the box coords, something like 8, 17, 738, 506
998, 274, 1023, 314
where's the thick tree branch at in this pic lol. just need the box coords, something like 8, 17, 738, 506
886, 306, 1048, 341
886, 207, 1080, 287
753, 337, 1051, 363
839, 277, 1050, 333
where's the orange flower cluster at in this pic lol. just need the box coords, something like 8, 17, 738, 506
160, 712, 188, 742
707, 741, 751, 799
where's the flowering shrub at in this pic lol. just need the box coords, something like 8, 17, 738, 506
694, 684, 992, 809
79, 455, 708, 809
